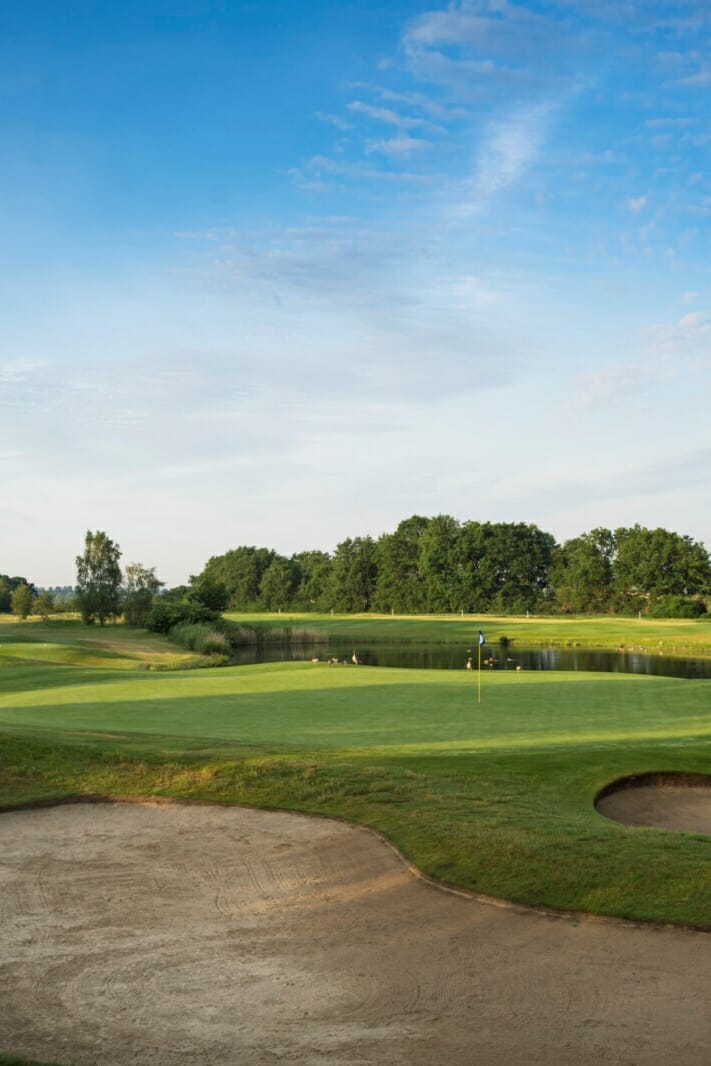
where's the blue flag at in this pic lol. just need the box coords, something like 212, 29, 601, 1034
478, 631, 485, 646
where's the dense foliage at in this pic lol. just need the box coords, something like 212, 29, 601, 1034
0, 575, 36, 613
195, 517, 711, 616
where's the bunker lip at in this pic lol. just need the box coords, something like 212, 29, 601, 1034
595, 772, 711, 835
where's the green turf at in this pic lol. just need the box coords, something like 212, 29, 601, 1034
1, 660, 709, 928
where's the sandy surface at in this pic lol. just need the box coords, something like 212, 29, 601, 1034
1, 802, 710, 1066
596, 782, 711, 834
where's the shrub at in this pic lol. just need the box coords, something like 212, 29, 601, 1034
647, 595, 707, 619
145, 600, 218, 633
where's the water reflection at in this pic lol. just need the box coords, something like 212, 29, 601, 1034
231, 643, 711, 680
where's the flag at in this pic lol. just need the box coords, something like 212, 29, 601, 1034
478, 631, 486, 646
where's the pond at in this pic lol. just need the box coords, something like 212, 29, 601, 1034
231, 642, 711, 680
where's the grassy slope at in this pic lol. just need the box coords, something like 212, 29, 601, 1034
0, 616, 195, 669
225, 610, 711, 656
1, 660, 709, 927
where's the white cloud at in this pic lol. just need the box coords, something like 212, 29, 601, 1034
676, 68, 711, 87
290, 154, 433, 188
644, 117, 694, 128
452, 100, 556, 217
347, 100, 441, 132
365, 134, 432, 156
627, 195, 647, 212
314, 111, 353, 131
573, 310, 711, 409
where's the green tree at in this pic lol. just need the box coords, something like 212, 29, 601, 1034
188, 573, 230, 613
550, 529, 614, 613
199, 546, 276, 609
0, 574, 36, 613
75, 530, 123, 626
453, 521, 556, 613
612, 525, 711, 612
291, 550, 333, 611
123, 563, 164, 627
327, 536, 378, 612
33, 590, 55, 620
418, 514, 461, 613
259, 556, 296, 611
11, 583, 34, 620
373, 515, 430, 613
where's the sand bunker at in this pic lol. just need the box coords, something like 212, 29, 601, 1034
596, 773, 711, 834
1, 801, 710, 1066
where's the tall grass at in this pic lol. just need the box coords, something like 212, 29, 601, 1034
218, 620, 327, 648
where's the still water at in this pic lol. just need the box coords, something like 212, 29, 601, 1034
232, 643, 711, 680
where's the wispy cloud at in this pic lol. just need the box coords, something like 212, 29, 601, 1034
574, 310, 711, 409
290, 154, 433, 188
627, 195, 648, 212
365, 134, 432, 156
314, 111, 353, 131
676, 68, 711, 87
451, 100, 557, 218
347, 99, 442, 133
401, 0, 584, 97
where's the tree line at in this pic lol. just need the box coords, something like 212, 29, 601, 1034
4, 518, 710, 627
196, 516, 711, 618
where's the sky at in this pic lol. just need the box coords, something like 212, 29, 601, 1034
2, 0, 711, 587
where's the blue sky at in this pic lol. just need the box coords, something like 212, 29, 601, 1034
2, 0, 711, 586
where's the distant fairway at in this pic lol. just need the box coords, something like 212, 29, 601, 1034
226, 609, 711, 657
1, 653, 709, 927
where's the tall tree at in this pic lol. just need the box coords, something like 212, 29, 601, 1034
418, 514, 461, 613
259, 556, 296, 611
34, 590, 55, 620
199, 546, 276, 609
123, 563, 163, 626
327, 536, 378, 612
75, 530, 122, 626
550, 529, 614, 613
612, 525, 711, 610
187, 573, 230, 613
291, 550, 333, 611
11, 583, 33, 620
373, 515, 430, 613
456, 521, 556, 613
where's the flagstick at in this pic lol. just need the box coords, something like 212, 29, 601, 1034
478, 641, 481, 704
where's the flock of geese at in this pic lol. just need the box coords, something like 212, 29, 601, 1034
313, 652, 523, 670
